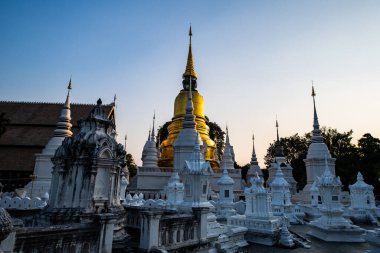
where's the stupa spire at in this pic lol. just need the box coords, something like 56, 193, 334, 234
182, 76, 196, 128
274, 118, 284, 157
183, 25, 197, 80
151, 112, 156, 142
53, 78, 73, 137
226, 125, 230, 144
147, 128, 151, 141
250, 134, 258, 165
311, 83, 324, 143
276, 118, 280, 142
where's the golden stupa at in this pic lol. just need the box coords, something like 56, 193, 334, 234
158, 27, 218, 169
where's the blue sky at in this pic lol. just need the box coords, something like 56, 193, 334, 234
1, 1, 380, 166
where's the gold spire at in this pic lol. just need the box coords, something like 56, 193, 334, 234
183, 26, 197, 79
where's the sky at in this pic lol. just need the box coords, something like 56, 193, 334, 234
1, 1, 380, 167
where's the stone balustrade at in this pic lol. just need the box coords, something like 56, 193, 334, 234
0, 196, 47, 210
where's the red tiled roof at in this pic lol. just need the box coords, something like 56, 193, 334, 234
0, 101, 115, 172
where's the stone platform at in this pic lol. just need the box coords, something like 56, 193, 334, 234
307, 224, 365, 242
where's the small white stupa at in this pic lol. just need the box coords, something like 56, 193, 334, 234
220, 126, 235, 170
267, 120, 297, 194
179, 133, 213, 211
24, 79, 73, 198
228, 173, 281, 246
215, 153, 236, 220
270, 162, 304, 224
348, 171, 379, 224
308, 159, 364, 242
141, 114, 158, 168
246, 134, 263, 184
165, 170, 184, 209
172, 77, 201, 172
301, 85, 336, 204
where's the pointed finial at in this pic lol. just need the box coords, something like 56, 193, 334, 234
226, 125, 230, 144
53, 78, 73, 137
68, 78, 72, 90
274, 117, 285, 157
151, 112, 156, 141
183, 25, 197, 80
276, 117, 279, 142
124, 134, 127, 151
250, 133, 258, 165
113, 94, 117, 104
311, 81, 316, 97
148, 127, 151, 141
311, 83, 323, 143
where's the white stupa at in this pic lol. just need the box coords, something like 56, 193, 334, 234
179, 133, 213, 210
24, 79, 73, 198
246, 134, 263, 184
220, 126, 235, 170
270, 162, 304, 224
172, 77, 202, 172
215, 143, 236, 219
302, 86, 336, 203
228, 173, 282, 246
267, 120, 297, 194
141, 114, 158, 168
308, 159, 364, 242
348, 171, 379, 224
165, 170, 184, 209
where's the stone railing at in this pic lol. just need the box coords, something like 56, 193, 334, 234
0, 196, 47, 210
157, 213, 200, 250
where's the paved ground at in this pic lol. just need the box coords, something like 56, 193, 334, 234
248, 225, 380, 253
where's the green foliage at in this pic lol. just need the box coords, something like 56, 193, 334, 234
126, 153, 138, 178
0, 113, 10, 137
157, 121, 171, 145
207, 121, 225, 161
238, 163, 250, 182
264, 128, 377, 192
357, 133, 380, 196
264, 134, 309, 190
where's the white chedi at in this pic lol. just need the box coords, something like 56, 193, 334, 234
308, 159, 364, 242
246, 134, 263, 184
228, 173, 281, 246
141, 114, 159, 168
349, 172, 376, 210
179, 134, 213, 210
216, 162, 236, 219
165, 171, 184, 208
302, 86, 336, 203
24, 80, 73, 198
269, 162, 305, 224
348, 171, 379, 225
245, 173, 273, 219
270, 162, 292, 207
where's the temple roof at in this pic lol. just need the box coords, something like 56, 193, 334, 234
0, 101, 115, 172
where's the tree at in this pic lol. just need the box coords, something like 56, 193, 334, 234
207, 121, 225, 161
264, 128, 359, 191
126, 153, 138, 178
357, 133, 380, 196
320, 127, 358, 190
264, 134, 309, 190
0, 113, 10, 137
